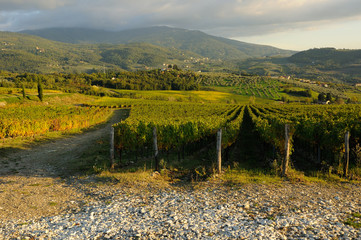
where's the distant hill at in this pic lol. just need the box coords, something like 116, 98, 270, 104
0, 31, 200, 73
287, 48, 361, 84
289, 48, 361, 65
5, 29, 360, 85
236, 48, 361, 84
20, 26, 295, 60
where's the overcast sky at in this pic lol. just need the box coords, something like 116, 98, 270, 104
0, 0, 360, 50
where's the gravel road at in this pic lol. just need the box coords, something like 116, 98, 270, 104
1, 182, 361, 239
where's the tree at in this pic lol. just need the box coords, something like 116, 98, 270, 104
38, 80, 43, 102
318, 93, 326, 102
21, 84, 26, 99
281, 96, 288, 103
326, 93, 332, 101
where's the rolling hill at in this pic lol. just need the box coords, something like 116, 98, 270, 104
0, 27, 295, 74
289, 48, 361, 65
0, 31, 201, 73
20, 26, 295, 60
236, 48, 361, 84
2, 28, 361, 85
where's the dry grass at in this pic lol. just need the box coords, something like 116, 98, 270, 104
96, 170, 173, 189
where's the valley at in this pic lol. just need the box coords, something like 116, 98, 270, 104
1, 26, 361, 239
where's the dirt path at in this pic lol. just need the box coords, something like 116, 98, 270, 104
0, 109, 128, 222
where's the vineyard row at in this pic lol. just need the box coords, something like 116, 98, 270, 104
112, 103, 361, 175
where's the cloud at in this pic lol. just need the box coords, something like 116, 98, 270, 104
1, 0, 361, 38
0, 0, 73, 11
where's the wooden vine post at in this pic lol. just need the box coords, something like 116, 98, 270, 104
110, 126, 115, 170
344, 131, 350, 178
216, 128, 222, 174
153, 127, 159, 172
317, 144, 321, 164
282, 124, 290, 176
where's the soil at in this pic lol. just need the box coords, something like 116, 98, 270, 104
0, 109, 129, 222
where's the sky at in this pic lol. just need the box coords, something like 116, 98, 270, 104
0, 0, 360, 51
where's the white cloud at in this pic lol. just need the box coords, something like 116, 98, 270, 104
0, 0, 73, 11
0, 0, 361, 46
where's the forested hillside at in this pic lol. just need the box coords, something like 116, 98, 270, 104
21, 26, 295, 60
286, 48, 361, 84
236, 48, 361, 84
2, 30, 361, 85
0, 31, 200, 73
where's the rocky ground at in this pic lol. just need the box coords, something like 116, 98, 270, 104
1, 182, 361, 239
1, 110, 361, 239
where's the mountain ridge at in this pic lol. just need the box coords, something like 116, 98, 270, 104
3, 28, 361, 84
20, 26, 296, 60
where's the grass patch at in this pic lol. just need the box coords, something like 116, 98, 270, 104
48, 201, 58, 206
28, 183, 41, 187
303, 171, 360, 184
304, 172, 344, 184
96, 170, 172, 189
344, 213, 361, 228
221, 168, 282, 185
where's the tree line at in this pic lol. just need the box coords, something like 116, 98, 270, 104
0, 68, 201, 95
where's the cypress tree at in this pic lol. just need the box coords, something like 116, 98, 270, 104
38, 80, 43, 101
22, 84, 26, 99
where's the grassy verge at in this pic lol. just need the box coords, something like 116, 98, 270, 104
89, 154, 361, 187
221, 168, 282, 185
94, 170, 172, 189
344, 213, 361, 228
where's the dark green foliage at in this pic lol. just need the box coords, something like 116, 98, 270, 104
0, 69, 200, 93
318, 93, 326, 102
284, 89, 312, 97
90, 69, 199, 91
326, 93, 332, 101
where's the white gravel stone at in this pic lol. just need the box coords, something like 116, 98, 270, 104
1, 183, 361, 239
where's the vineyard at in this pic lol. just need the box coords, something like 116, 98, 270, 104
0, 104, 112, 139
2, 82, 361, 179
114, 103, 243, 149
111, 101, 361, 178
198, 72, 357, 103
247, 104, 361, 176
200, 74, 283, 99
